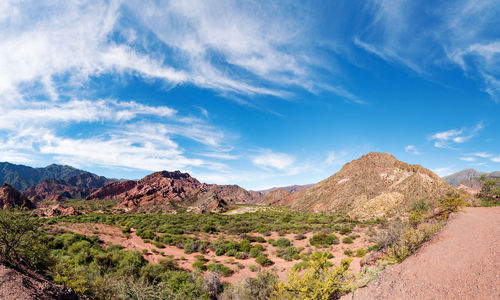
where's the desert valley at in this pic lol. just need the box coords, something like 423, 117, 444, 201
0, 153, 498, 299
1, 1, 500, 299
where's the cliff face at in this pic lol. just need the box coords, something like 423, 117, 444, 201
0, 183, 34, 209
275, 152, 457, 218
87, 171, 258, 212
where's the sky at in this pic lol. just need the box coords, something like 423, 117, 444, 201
0, 0, 499, 190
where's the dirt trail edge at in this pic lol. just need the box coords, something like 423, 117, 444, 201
342, 207, 500, 300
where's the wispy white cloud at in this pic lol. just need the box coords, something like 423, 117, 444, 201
252, 150, 295, 171
326, 151, 348, 164
433, 166, 454, 177
491, 155, 500, 163
472, 152, 492, 158
429, 123, 483, 148
404, 145, 421, 155
356, 0, 500, 100
459, 157, 475, 162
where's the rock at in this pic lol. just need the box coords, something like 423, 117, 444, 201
0, 263, 83, 300
45, 204, 78, 217
87, 171, 259, 213
23, 173, 115, 203
0, 183, 34, 209
360, 250, 385, 268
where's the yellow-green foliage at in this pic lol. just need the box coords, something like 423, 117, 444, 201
438, 194, 464, 218
272, 252, 352, 300
387, 223, 443, 262
52, 259, 89, 294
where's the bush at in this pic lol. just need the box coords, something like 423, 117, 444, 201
355, 248, 366, 257
249, 247, 261, 258
310, 232, 339, 247
273, 237, 292, 248
235, 252, 248, 259
342, 237, 353, 244
255, 255, 273, 267
294, 233, 306, 240
339, 226, 352, 235
221, 271, 278, 299
273, 252, 352, 299
192, 260, 207, 271
249, 265, 260, 272
438, 194, 464, 218
343, 249, 353, 256
207, 263, 233, 276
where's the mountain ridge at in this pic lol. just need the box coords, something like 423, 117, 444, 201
0, 162, 96, 190
272, 152, 460, 218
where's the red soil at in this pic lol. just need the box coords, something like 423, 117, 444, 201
342, 207, 500, 300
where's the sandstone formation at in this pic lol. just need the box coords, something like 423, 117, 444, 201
0, 183, 34, 209
274, 152, 458, 218
24, 173, 115, 203
87, 170, 258, 212
44, 204, 78, 217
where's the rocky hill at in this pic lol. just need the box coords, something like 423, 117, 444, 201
0, 263, 81, 300
0, 183, 34, 209
0, 162, 93, 190
442, 168, 486, 186
23, 173, 115, 202
257, 184, 313, 195
275, 152, 457, 218
86, 170, 259, 212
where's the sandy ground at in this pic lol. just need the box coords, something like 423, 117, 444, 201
52, 222, 376, 285
342, 207, 500, 300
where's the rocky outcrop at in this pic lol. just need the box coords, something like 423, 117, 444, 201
0, 263, 81, 300
87, 171, 258, 212
24, 173, 115, 203
0, 183, 34, 209
43, 204, 78, 217
274, 152, 458, 218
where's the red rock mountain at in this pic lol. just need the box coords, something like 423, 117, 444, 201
86, 171, 259, 212
23, 173, 115, 202
0, 183, 34, 209
273, 152, 460, 218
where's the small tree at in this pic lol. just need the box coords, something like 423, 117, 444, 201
0, 208, 49, 270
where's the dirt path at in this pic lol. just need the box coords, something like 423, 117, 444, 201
343, 207, 500, 300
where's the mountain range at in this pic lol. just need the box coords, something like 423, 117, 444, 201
443, 168, 500, 186
0, 153, 488, 217
0, 162, 94, 190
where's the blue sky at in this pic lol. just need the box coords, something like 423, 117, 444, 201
0, 0, 499, 190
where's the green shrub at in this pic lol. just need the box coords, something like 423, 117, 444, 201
343, 249, 353, 256
294, 233, 306, 240
249, 247, 261, 258
235, 252, 248, 259
249, 265, 260, 272
310, 232, 339, 247
339, 226, 352, 235
273, 237, 292, 248
207, 263, 233, 276
355, 248, 366, 257
342, 237, 353, 244
255, 255, 273, 267
273, 252, 352, 299
192, 260, 207, 271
